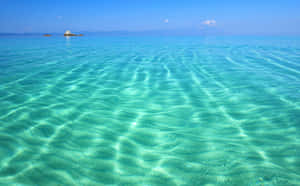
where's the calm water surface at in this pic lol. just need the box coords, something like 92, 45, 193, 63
0, 36, 300, 185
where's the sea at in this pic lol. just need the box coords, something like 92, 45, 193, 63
0, 35, 299, 185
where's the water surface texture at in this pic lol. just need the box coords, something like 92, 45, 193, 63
0, 36, 300, 185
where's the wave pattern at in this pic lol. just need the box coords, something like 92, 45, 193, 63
0, 36, 300, 185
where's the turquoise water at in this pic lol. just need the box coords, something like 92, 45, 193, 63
0, 36, 300, 185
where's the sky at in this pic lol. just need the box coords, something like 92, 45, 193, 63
0, 0, 300, 35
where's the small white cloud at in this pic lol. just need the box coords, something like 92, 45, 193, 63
202, 20, 216, 26
164, 19, 169, 23
57, 16, 63, 20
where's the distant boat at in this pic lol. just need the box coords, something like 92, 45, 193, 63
44, 34, 52, 37
64, 30, 83, 36
64, 30, 76, 36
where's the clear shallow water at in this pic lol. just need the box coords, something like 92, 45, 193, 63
0, 36, 300, 186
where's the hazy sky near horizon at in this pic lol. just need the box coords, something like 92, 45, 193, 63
0, 0, 300, 35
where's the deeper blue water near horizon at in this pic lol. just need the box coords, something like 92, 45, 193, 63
0, 36, 300, 185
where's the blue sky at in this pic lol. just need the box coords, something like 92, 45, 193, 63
0, 0, 300, 35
